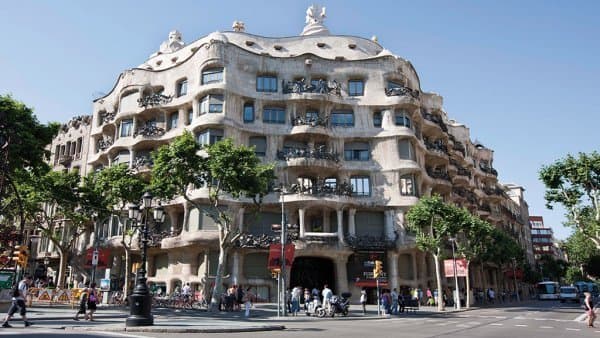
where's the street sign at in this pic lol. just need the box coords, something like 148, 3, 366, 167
92, 249, 99, 266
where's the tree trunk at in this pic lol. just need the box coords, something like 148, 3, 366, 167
480, 263, 486, 304
209, 242, 229, 312
465, 261, 471, 309
433, 252, 444, 311
57, 249, 68, 288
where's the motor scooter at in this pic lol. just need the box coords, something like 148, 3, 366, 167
305, 295, 322, 316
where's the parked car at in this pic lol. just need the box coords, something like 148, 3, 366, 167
559, 286, 580, 303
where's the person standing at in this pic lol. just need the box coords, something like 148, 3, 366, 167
87, 282, 98, 321
360, 288, 368, 315
391, 288, 399, 315
243, 286, 255, 318
321, 284, 333, 311
2, 275, 33, 328
584, 292, 596, 328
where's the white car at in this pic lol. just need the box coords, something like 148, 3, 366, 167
559, 286, 580, 303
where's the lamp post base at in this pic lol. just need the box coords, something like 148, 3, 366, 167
126, 293, 153, 327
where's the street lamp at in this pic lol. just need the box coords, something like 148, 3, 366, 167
449, 237, 461, 310
126, 191, 165, 327
273, 184, 290, 318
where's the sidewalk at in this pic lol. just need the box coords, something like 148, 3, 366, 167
7, 301, 529, 333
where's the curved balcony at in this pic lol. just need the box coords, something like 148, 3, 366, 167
137, 93, 173, 109
99, 111, 117, 126
452, 142, 466, 157
477, 203, 491, 216
288, 180, 353, 197
277, 147, 340, 168
282, 78, 342, 96
483, 187, 504, 201
423, 138, 449, 159
421, 111, 447, 132
290, 115, 331, 136
426, 168, 452, 187
234, 232, 297, 249
133, 125, 166, 139
384, 86, 420, 99
478, 163, 498, 177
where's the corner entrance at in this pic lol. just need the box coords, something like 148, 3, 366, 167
290, 257, 336, 293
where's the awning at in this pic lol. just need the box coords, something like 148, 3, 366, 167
355, 279, 388, 288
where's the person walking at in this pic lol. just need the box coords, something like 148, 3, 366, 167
291, 286, 301, 316
321, 284, 333, 312
73, 287, 88, 321
86, 282, 98, 321
2, 275, 33, 328
391, 288, 399, 315
360, 288, 368, 315
243, 286, 255, 318
584, 292, 596, 328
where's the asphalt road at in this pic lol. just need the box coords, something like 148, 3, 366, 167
0, 300, 597, 338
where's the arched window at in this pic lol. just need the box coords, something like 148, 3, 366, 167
201, 67, 224, 84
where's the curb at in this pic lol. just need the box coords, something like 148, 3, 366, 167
66, 324, 286, 333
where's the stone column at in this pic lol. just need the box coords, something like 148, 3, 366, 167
183, 202, 191, 232
129, 149, 135, 168
299, 208, 306, 238
388, 252, 399, 291
348, 209, 356, 236
237, 207, 245, 233
335, 256, 349, 293
231, 252, 241, 285
323, 209, 330, 233
337, 209, 345, 244
384, 210, 395, 239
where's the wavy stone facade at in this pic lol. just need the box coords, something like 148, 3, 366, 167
42, 8, 533, 301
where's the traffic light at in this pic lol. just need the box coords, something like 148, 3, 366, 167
373, 260, 383, 278
12, 245, 28, 268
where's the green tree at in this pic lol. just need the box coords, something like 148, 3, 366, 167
564, 266, 586, 284
405, 195, 459, 311
563, 230, 599, 276
584, 255, 600, 278
0, 94, 59, 237
82, 164, 146, 295
19, 170, 88, 287
151, 133, 274, 312
539, 152, 600, 248
537, 254, 567, 281
454, 210, 494, 308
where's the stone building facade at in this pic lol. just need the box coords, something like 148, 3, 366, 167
38, 7, 532, 301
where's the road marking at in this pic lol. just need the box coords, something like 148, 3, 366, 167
565, 328, 580, 331
91, 331, 151, 338
467, 321, 482, 325
490, 323, 503, 326
574, 313, 587, 322
540, 326, 553, 329
515, 324, 528, 327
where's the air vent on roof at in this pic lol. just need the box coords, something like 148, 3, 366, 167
348, 43, 356, 49
171, 57, 178, 63
274, 45, 283, 51
156, 60, 163, 66
245, 40, 255, 46
317, 42, 326, 48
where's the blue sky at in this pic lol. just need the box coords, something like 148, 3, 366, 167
2, 0, 599, 239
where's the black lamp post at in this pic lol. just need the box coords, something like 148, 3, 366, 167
126, 192, 164, 327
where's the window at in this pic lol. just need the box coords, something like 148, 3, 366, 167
176, 79, 188, 97
199, 94, 224, 114
400, 174, 416, 196
120, 119, 133, 137
398, 139, 415, 160
168, 113, 178, 130
350, 176, 371, 196
310, 78, 326, 88
324, 177, 337, 190
344, 142, 370, 161
305, 110, 319, 122
187, 108, 194, 125
395, 110, 412, 128
263, 107, 286, 124
348, 79, 364, 96
387, 80, 404, 90
249, 136, 267, 156
331, 110, 354, 127
243, 102, 255, 123
196, 128, 223, 146
373, 111, 382, 127
297, 177, 314, 193
256, 75, 278, 92
201, 67, 223, 84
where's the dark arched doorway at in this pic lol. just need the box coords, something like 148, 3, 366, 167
290, 257, 336, 293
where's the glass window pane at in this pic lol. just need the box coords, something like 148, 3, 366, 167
202, 68, 223, 84
348, 80, 364, 96
249, 136, 267, 156
243, 103, 254, 123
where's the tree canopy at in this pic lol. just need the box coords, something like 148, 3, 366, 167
540, 151, 600, 248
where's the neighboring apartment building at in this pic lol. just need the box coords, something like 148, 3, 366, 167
529, 216, 561, 260
37, 6, 532, 300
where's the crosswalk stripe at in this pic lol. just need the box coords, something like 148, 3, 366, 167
565, 328, 580, 331
489, 323, 503, 326
515, 324, 527, 327
539, 326, 553, 329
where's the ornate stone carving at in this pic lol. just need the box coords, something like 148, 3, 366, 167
232, 21, 245, 32
282, 78, 341, 95
137, 93, 173, 108
277, 146, 339, 162
160, 30, 185, 54
97, 136, 113, 151
385, 85, 420, 99
100, 111, 116, 125
133, 124, 166, 138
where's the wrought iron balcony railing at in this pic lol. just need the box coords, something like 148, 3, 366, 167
133, 125, 166, 138
345, 234, 397, 250
291, 115, 329, 127
288, 180, 353, 197
100, 111, 116, 125
424, 138, 448, 155
452, 142, 466, 156
282, 78, 341, 96
421, 111, 447, 132
137, 93, 173, 108
385, 85, 420, 99
58, 155, 73, 165
479, 163, 498, 176
426, 168, 451, 181
277, 147, 340, 162
97, 137, 113, 151
234, 232, 299, 249
132, 156, 153, 170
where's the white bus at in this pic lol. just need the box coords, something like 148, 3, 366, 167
537, 281, 560, 300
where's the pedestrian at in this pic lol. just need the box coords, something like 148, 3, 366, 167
2, 275, 33, 328
391, 288, 399, 315
87, 282, 98, 321
426, 288, 433, 306
321, 284, 333, 311
242, 286, 255, 318
73, 287, 88, 321
584, 292, 596, 328
382, 289, 391, 315
291, 286, 301, 316
488, 288, 495, 304
236, 285, 245, 311
360, 288, 367, 315
304, 288, 311, 312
